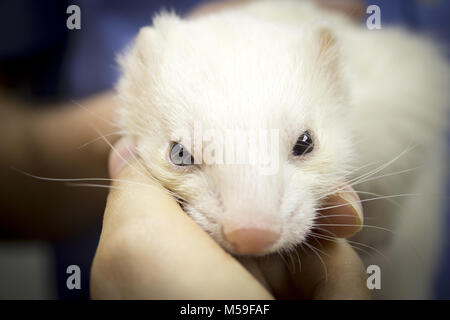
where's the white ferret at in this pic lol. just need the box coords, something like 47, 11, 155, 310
116, 0, 449, 299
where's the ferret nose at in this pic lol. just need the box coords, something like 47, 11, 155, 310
222, 226, 280, 255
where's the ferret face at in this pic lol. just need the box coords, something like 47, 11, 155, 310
117, 13, 355, 255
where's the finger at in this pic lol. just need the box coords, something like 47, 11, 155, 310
316, 183, 363, 238
107, 137, 138, 179
255, 239, 371, 299
295, 239, 372, 299
91, 139, 273, 299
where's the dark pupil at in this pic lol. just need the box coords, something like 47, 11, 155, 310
293, 132, 313, 156
171, 143, 194, 166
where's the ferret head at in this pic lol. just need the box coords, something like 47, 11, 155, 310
117, 12, 355, 256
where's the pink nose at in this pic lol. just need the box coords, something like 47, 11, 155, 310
222, 227, 280, 255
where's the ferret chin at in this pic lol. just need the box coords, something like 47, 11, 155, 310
116, 0, 450, 299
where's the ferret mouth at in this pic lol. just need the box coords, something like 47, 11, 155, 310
177, 199, 185, 211
180, 201, 316, 256
182, 204, 284, 256
180, 200, 344, 256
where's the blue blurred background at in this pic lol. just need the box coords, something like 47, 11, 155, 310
0, 0, 448, 299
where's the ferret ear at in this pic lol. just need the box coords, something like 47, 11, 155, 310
316, 27, 338, 67
310, 25, 346, 96
132, 26, 160, 67
116, 25, 162, 92
127, 12, 181, 67
152, 11, 182, 34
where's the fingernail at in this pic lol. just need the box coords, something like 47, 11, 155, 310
337, 186, 364, 230
108, 138, 137, 179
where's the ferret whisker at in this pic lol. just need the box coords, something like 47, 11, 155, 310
319, 145, 416, 199
316, 159, 419, 203
291, 250, 298, 273
66, 182, 187, 207
14, 168, 188, 205
318, 193, 420, 211
281, 246, 303, 273
308, 231, 373, 257
293, 247, 302, 273
77, 131, 125, 149
313, 223, 394, 234
313, 213, 378, 221
346, 161, 380, 176
13, 170, 155, 187
348, 165, 422, 187
309, 230, 388, 261
345, 144, 417, 187
316, 164, 422, 213
65, 182, 124, 190
287, 250, 296, 273
310, 226, 339, 238
311, 235, 325, 251
17, 117, 185, 203
277, 251, 292, 272
303, 241, 328, 281
304, 236, 329, 257
347, 239, 388, 261
317, 189, 391, 202
317, 189, 403, 208
90, 124, 150, 181
314, 214, 362, 220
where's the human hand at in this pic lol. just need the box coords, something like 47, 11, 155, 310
90, 139, 371, 299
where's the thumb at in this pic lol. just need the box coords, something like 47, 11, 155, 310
316, 183, 364, 238
108, 138, 139, 179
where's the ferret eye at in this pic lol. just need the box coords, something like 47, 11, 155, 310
292, 131, 314, 156
170, 142, 194, 166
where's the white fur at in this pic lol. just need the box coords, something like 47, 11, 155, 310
116, 0, 449, 299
